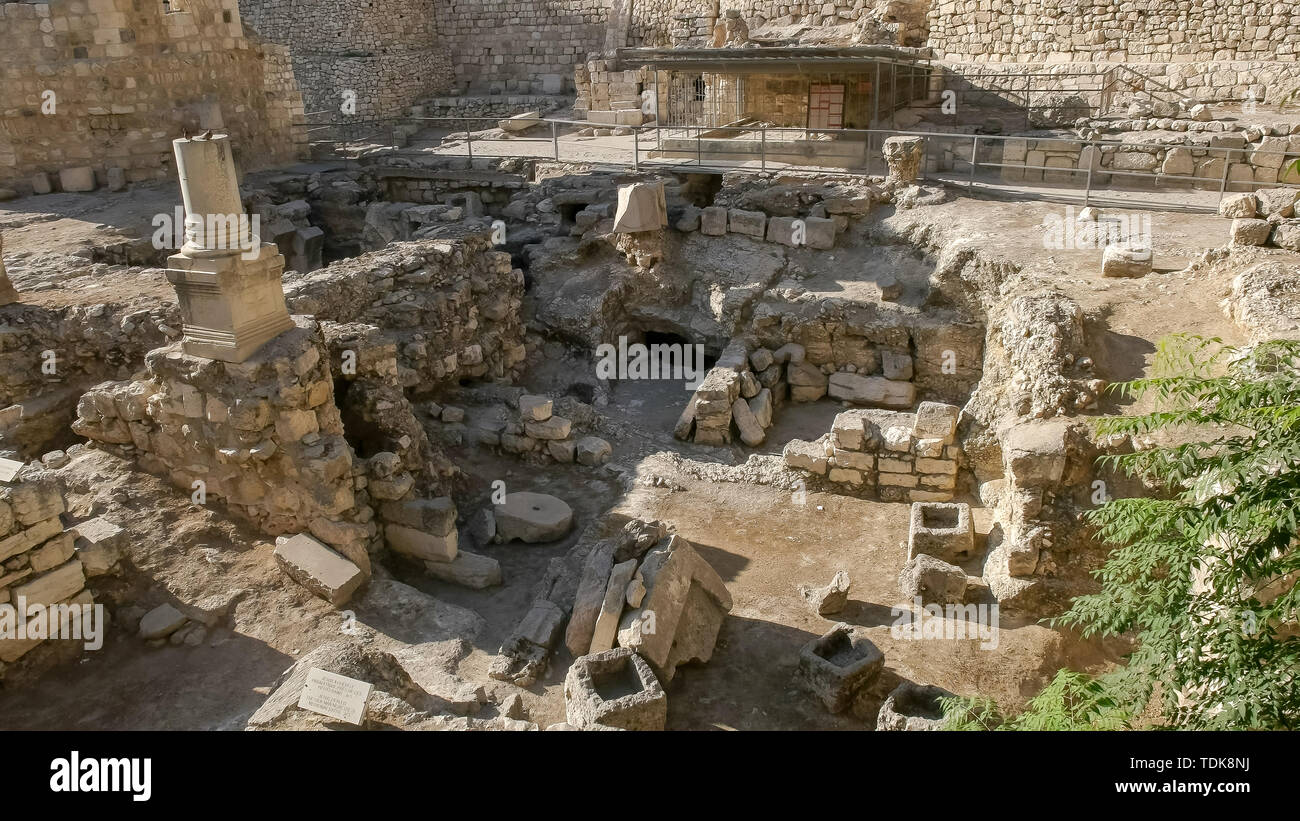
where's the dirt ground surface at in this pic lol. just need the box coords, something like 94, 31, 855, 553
0, 145, 1283, 731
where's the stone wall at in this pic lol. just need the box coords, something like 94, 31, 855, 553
281, 236, 528, 393
928, 0, 1300, 64
436, 0, 609, 94
239, 0, 452, 123
71, 319, 377, 573
0, 0, 305, 192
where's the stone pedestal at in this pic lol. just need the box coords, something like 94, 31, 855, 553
165, 243, 295, 362
165, 135, 294, 363
883, 135, 925, 183
0, 233, 17, 306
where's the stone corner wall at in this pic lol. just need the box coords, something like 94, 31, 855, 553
0, 0, 306, 192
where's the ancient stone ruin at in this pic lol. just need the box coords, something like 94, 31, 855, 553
0, 0, 1297, 744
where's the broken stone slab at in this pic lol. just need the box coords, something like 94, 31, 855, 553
565, 538, 617, 656
564, 647, 667, 731
524, 415, 572, 440
616, 533, 731, 683
1100, 244, 1152, 277
749, 388, 773, 429
827, 373, 915, 408
876, 681, 953, 731
795, 623, 884, 713
589, 558, 639, 653
495, 492, 574, 544
380, 497, 456, 536
139, 603, 188, 640
59, 166, 97, 192
731, 396, 765, 446
274, 534, 366, 607
787, 360, 828, 402
517, 598, 566, 648
907, 502, 975, 563
423, 550, 502, 589
898, 553, 967, 605
498, 110, 542, 132
800, 570, 851, 616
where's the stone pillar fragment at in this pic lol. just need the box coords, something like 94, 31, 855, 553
883, 135, 924, 183
164, 134, 294, 363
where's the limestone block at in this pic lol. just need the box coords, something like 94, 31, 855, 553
1003, 419, 1070, 487
274, 534, 366, 606
783, 438, 829, 474
519, 394, 553, 421
700, 206, 728, 236
139, 604, 188, 640
59, 166, 97, 192
877, 681, 952, 731
575, 436, 612, 466
13, 559, 85, 607
727, 208, 766, 238
800, 570, 851, 616
912, 401, 960, 441
565, 539, 616, 656
589, 558, 639, 653
731, 397, 765, 446
613, 182, 668, 233
827, 373, 915, 408
524, 416, 572, 440
380, 497, 456, 536
387, 525, 458, 563
423, 550, 502, 589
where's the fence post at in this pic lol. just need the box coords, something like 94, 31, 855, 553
968, 135, 978, 192
697, 130, 703, 167
552, 120, 559, 161
466, 126, 474, 161
760, 127, 766, 171
1217, 147, 1233, 206
633, 126, 640, 170
1083, 140, 1094, 207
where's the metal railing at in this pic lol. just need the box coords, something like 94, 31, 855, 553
291, 116, 1300, 214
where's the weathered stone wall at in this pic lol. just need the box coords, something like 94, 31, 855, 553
436, 0, 609, 93
0, 475, 94, 668
239, 0, 452, 122
281, 236, 528, 393
0, 0, 305, 192
71, 319, 377, 573
928, 0, 1300, 64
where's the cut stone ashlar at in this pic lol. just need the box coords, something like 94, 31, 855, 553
494, 492, 574, 543
795, 623, 885, 713
907, 501, 975, 563
876, 681, 954, 731
563, 647, 667, 731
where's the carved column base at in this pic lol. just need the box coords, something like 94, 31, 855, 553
165, 243, 295, 363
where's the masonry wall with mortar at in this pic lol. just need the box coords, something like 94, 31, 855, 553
239, 0, 452, 124
281, 235, 528, 394
70, 319, 378, 573
0, 0, 305, 191
928, 0, 1300, 63
0, 476, 94, 671
435, 0, 610, 94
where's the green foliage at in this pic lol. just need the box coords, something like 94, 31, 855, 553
942, 671, 1131, 730
946, 334, 1300, 730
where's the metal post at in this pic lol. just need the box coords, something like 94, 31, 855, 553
552, 120, 559, 161
873, 61, 880, 128
466, 126, 473, 161
1217, 147, 1233, 205
760, 127, 766, 171
697, 130, 702, 168
968, 135, 978, 192
1083, 141, 1094, 206
890, 63, 897, 130
633, 127, 640, 170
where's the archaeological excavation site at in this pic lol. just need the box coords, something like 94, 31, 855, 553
1, 0, 1299, 758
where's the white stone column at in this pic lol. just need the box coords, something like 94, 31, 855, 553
165, 134, 294, 363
